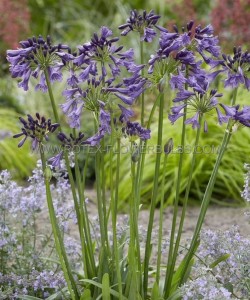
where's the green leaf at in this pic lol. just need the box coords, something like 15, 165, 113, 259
102, 273, 111, 300
209, 253, 230, 269
80, 279, 128, 300
80, 289, 92, 300
46, 288, 69, 300
166, 289, 182, 300
151, 282, 164, 300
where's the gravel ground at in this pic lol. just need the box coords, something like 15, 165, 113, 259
65, 188, 249, 241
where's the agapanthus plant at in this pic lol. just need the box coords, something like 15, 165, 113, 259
7, 9, 250, 300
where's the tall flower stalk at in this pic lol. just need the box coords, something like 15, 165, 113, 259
143, 92, 164, 292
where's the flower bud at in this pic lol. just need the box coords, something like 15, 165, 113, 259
164, 138, 173, 155
44, 166, 52, 182
131, 145, 140, 163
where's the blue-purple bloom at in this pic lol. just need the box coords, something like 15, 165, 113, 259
118, 104, 134, 123
7, 35, 70, 91
73, 26, 137, 79
169, 72, 226, 131
148, 21, 220, 79
13, 113, 59, 150
118, 9, 167, 42
220, 104, 250, 127
220, 46, 250, 90
122, 121, 151, 141
194, 24, 221, 61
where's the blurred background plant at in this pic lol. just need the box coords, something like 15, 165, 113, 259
1, 0, 250, 203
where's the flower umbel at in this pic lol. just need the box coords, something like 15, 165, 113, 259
13, 113, 59, 150
122, 121, 151, 141
7, 35, 70, 91
221, 46, 250, 90
118, 9, 167, 42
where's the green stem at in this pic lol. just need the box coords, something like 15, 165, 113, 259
178, 88, 238, 285
140, 41, 145, 127
95, 144, 108, 251
143, 92, 164, 293
128, 154, 139, 295
156, 153, 168, 284
101, 138, 108, 234
44, 69, 60, 124
164, 114, 203, 297
164, 104, 187, 293
72, 130, 96, 278
136, 94, 161, 205
112, 138, 123, 299
40, 146, 79, 300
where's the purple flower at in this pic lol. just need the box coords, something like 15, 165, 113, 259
169, 112, 184, 124
216, 108, 229, 125
170, 70, 187, 89
6, 35, 70, 91
122, 121, 151, 141
174, 90, 196, 102
118, 9, 167, 42
194, 24, 221, 59
118, 104, 134, 122
220, 47, 250, 90
84, 128, 105, 146
74, 26, 136, 79
169, 72, 226, 130
100, 107, 111, 134
48, 151, 64, 168
13, 113, 59, 150
185, 112, 200, 129
220, 104, 250, 127
148, 21, 220, 80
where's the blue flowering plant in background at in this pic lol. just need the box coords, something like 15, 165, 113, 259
5, 8, 250, 299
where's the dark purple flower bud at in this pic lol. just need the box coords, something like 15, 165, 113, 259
118, 9, 164, 43
13, 113, 59, 149
219, 47, 250, 90
164, 138, 173, 154
123, 121, 151, 141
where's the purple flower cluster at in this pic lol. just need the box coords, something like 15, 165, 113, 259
0, 270, 66, 298
58, 26, 146, 131
220, 46, 250, 90
220, 104, 250, 128
13, 113, 59, 150
148, 21, 220, 78
6, 35, 70, 91
122, 121, 151, 141
169, 71, 226, 131
118, 9, 167, 42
